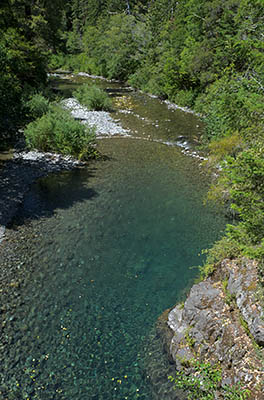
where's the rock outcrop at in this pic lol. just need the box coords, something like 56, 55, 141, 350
160, 258, 264, 399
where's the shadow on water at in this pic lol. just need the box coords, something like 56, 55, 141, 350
21, 169, 98, 223
2, 162, 99, 228
50, 75, 133, 100
50, 77, 82, 98
105, 87, 133, 96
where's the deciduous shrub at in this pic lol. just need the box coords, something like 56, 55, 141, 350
195, 73, 264, 142
205, 145, 264, 261
25, 93, 50, 119
24, 105, 97, 160
223, 148, 264, 245
73, 84, 112, 111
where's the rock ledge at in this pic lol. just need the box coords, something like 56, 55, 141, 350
162, 258, 264, 399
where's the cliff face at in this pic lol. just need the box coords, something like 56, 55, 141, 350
160, 258, 264, 399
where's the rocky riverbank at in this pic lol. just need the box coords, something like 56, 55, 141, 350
157, 258, 264, 399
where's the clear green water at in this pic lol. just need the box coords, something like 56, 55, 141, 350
1, 79, 227, 400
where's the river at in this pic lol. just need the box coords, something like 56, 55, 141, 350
0, 75, 227, 399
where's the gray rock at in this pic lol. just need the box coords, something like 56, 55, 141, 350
0, 225, 5, 243
162, 258, 264, 398
226, 258, 264, 346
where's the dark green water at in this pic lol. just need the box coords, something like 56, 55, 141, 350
1, 79, 227, 400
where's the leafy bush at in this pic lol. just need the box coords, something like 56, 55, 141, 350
25, 93, 50, 119
0, 29, 46, 144
129, 62, 167, 98
172, 89, 198, 108
199, 236, 241, 279
194, 73, 264, 142
128, 66, 151, 90
205, 145, 264, 261
24, 105, 97, 160
73, 84, 112, 111
82, 14, 150, 81
47, 53, 66, 70
0, 71, 22, 138
223, 148, 264, 244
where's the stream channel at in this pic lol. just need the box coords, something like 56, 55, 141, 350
1, 75, 227, 399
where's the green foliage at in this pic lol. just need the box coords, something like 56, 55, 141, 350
172, 89, 199, 108
0, 42, 22, 133
239, 315, 252, 337
221, 148, 264, 244
195, 72, 264, 142
129, 63, 166, 97
208, 133, 244, 165
199, 236, 241, 279
73, 84, 112, 111
0, 27, 47, 145
58, 53, 98, 74
169, 359, 250, 400
25, 94, 50, 119
222, 278, 236, 306
24, 105, 97, 160
205, 143, 264, 264
47, 52, 67, 70
64, 30, 82, 54
82, 13, 151, 81
184, 328, 196, 349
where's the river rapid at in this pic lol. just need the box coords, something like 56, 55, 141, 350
0, 75, 227, 400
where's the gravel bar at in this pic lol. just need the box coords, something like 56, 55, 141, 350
62, 98, 131, 136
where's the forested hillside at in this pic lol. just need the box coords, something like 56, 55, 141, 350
1, 0, 264, 268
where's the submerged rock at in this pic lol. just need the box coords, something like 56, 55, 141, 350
159, 258, 264, 399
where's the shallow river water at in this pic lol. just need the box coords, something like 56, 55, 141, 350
1, 76, 227, 399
